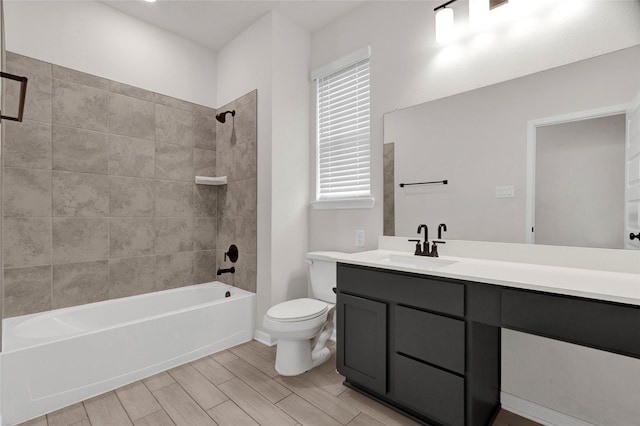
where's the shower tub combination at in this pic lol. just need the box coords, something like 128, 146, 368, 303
0, 281, 255, 426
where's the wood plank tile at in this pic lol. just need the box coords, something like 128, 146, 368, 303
18, 416, 47, 426
153, 383, 216, 426
168, 364, 228, 410
191, 355, 235, 385
69, 420, 91, 426
133, 410, 176, 426
247, 340, 277, 361
346, 412, 387, 426
493, 409, 544, 426
143, 371, 176, 392
301, 368, 349, 397
206, 400, 259, 426
231, 342, 279, 377
276, 375, 360, 424
218, 378, 297, 426
84, 391, 133, 426
211, 349, 238, 364
116, 381, 162, 421
280, 374, 359, 424
338, 389, 419, 426
47, 402, 88, 426
276, 394, 343, 426
223, 357, 291, 403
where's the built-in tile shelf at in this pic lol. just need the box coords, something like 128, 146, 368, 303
195, 176, 227, 185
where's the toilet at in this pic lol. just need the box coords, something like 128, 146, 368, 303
263, 251, 342, 376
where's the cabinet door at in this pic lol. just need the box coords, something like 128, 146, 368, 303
337, 293, 387, 394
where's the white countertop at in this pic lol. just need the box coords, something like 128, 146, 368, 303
336, 250, 640, 306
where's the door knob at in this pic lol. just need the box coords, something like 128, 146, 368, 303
630, 232, 640, 240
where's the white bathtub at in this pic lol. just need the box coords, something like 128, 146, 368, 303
0, 281, 255, 426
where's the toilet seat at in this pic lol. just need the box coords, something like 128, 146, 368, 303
266, 298, 328, 322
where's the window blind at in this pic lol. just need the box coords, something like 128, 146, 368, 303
316, 57, 370, 200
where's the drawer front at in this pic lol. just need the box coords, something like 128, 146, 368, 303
394, 354, 464, 426
338, 264, 464, 317
395, 306, 465, 374
502, 289, 640, 359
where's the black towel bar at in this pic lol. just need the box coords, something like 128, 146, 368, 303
399, 179, 448, 188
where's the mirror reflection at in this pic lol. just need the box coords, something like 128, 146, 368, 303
384, 46, 640, 250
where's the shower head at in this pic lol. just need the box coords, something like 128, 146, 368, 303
216, 110, 236, 124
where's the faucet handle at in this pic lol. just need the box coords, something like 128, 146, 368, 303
408, 239, 422, 256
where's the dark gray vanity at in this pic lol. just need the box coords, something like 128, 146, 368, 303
336, 262, 640, 426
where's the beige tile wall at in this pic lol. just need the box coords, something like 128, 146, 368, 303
2, 52, 257, 319
383, 143, 395, 236
215, 91, 257, 293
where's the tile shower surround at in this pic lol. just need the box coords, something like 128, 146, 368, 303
2, 52, 257, 318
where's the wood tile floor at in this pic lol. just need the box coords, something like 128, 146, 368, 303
19, 341, 541, 426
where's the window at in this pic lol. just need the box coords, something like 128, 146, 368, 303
312, 47, 374, 209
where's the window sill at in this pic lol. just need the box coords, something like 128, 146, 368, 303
311, 197, 375, 210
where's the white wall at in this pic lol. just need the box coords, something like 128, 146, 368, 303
270, 13, 310, 305
309, 0, 640, 252
536, 114, 626, 249
4, 0, 217, 107
311, 0, 640, 424
217, 11, 310, 334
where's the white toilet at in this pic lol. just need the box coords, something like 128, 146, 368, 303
263, 251, 342, 376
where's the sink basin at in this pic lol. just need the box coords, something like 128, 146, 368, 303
380, 254, 457, 270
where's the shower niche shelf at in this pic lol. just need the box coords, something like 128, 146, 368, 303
195, 176, 228, 185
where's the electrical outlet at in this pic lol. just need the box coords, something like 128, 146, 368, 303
495, 185, 515, 198
355, 230, 365, 247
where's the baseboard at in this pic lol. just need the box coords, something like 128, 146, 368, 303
501, 392, 596, 426
253, 329, 276, 346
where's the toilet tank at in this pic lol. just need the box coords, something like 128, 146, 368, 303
306, 251, 344, 303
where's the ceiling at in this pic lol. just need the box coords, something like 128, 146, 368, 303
101, 0, 367, 51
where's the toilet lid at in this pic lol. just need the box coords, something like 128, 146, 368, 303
266, 298, 328, 322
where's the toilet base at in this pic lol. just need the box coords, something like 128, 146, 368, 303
275, 340, 332, 376
275, 339, 312, 376
271, 307, 336, 376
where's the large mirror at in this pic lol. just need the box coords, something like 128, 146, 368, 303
384, 45, 640, 250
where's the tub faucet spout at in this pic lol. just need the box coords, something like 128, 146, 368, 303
217, 267, 235, 275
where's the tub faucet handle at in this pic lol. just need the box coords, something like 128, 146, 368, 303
225, 244, 239, 263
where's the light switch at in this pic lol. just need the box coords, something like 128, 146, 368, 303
495, 185, 515, 198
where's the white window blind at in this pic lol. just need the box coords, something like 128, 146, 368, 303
316, 57, 371, 203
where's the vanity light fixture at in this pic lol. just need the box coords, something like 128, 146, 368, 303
144, 0, 157, 3
490, 0, 509, 10
434, 0, 458, 43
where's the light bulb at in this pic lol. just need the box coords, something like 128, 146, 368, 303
435, 7, 455, 44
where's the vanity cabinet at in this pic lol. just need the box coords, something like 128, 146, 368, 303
336, 264, 500, 426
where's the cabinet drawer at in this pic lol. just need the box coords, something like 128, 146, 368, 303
396, 306, 465, 374
394, 354, 464, 426
502, 289, 640, 358
338, 264, 464, 316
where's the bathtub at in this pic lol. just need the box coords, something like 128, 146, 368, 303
0, 281, 255, 425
